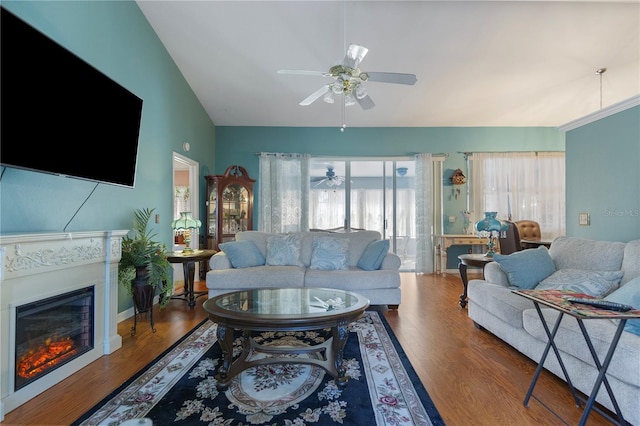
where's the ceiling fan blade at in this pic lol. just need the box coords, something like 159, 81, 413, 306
310, 176, 326, 182
356, 94, 375, 110
299, 85, 330, 106
365, 72, 417, 85
277, 69, 327, 77
343, 44, 368, 69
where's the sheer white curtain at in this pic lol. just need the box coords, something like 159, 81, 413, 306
258, 153, 310, 233
414, 153, 434, 274
469, 152, 565, 239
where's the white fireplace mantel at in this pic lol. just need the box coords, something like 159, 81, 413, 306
0, 230, 127, 420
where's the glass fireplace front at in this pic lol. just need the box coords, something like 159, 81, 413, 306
14, 286, 94, 391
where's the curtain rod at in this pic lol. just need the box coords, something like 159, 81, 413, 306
255, 152, 449, 158
460, 151, 552, 155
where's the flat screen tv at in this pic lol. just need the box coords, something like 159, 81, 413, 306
1, 7, 143, 188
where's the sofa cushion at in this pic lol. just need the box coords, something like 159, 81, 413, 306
357, 239, 390, 271
467, 281, 535, 328
493, 246, 556, 289
235, 231, 270, 258
304, 267, 401, 292
605, 276, 640, 336
219, 240, 265, 268
324, 231, 381, 267
549, 236, 626, 271
309, 236, 349, 270
208, 265, 305, 289
265, 234, 304, 266
621, 239, 640, 285
536, 269, 624, 297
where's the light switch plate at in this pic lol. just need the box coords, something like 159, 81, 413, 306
449, 216, 456, 223
578, 212, 589, 226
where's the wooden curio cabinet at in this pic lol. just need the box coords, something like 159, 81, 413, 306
205, 165, 255, 250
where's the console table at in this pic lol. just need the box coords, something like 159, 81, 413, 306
514, 289, 640, 426
434, 234, 488, 274
166, 249, 216, 308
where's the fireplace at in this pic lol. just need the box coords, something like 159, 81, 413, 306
0, 230, 127, 421
15, 286, 95, 391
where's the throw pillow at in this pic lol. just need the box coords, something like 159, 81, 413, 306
536, 269, 624, 297
357, 239, 390, 271
604, 276, 640, 336
493, 246, 556, 289
265, 234, 304, 266
309, 237, 349, 270
219, 240, 265, 268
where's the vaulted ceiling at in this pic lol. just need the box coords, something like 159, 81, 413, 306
137, 1, 640, 128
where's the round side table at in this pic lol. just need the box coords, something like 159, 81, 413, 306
166, 249, 216, 308
457, 253, 494, 308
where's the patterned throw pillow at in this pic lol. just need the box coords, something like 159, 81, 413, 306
536, 269, 624, 297
219, 240, 265, 268
309, 237, 349, 270
493, 246, 556, 289
265, 234, 304, 266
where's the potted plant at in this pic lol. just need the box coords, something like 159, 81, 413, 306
118, 208, 173, 311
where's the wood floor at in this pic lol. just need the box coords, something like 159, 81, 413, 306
1, 273, 616, 425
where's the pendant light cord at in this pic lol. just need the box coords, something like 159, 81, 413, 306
596, 67, 607, 110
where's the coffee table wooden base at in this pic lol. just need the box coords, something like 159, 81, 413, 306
214, 318, 351, 390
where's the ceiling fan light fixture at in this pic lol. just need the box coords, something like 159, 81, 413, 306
344, 93, 356, 106
323, 91, 335, 104
278, 43, 416, 128
355, 84, 367, 99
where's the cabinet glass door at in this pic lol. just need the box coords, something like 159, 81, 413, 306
222, 183, 249, 242
207, 179, 218, 246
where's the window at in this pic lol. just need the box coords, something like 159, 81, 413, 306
469, 152, 565, 239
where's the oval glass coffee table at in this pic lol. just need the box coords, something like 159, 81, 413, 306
203, 287, 369, 390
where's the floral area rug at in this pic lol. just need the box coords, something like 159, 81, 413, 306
73, 310, 445, 426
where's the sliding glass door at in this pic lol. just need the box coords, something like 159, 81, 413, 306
309, 158, 416, 271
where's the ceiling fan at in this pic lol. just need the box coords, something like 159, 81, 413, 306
278, 44, 417, 110
310, 166, 345, 187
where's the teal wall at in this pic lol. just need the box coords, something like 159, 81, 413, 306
0, 2, 216, 312
215, 126, 565, 230
566, 106, 640, 242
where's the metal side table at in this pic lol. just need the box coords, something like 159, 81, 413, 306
514, 289, 640, 426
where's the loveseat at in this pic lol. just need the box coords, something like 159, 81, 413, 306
467, 236, 640, 425
206, 230, 402, 308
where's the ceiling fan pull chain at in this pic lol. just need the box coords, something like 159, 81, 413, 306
341, 93, 346, 132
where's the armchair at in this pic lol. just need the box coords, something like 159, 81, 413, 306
515, 220, 544, 249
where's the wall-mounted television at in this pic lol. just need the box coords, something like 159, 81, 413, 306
0, 7, 143, 188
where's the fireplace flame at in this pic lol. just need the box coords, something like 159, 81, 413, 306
17, 336, 78, 379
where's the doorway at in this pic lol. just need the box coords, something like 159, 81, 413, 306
172, 152, 200, 287
309, 158, 416, 271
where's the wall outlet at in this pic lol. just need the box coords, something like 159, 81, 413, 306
448, 216, 456, 223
